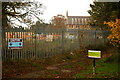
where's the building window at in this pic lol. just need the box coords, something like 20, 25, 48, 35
72, 18, 74, 24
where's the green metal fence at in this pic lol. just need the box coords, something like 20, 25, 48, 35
2, 28, 110, 60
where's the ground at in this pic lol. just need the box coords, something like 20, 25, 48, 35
2, 47, 120, 79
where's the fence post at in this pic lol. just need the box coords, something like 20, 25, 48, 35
78, 29, 80, 49
103, 30, 106, 47
0, 1, 2, 79
95, 30, 97, 48
35, 30, 37, 59
61, 28, 64, 53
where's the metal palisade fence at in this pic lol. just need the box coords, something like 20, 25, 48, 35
2, 28, 110, 60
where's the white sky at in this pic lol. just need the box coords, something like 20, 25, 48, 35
34, 0, 93, 23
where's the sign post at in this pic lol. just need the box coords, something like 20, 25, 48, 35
88, 50, 101, 75
93, 58, 96, 75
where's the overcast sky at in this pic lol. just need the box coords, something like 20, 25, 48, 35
35, 0, 93, 23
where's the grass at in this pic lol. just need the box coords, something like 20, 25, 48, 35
75, 63, 119, 78
63, 65, 74, 69
74, 53, 120, 78
3, 47, 119, 78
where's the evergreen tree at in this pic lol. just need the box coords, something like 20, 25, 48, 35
88, 2, 120, 30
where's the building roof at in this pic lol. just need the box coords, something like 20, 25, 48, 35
67, 16, 91, 18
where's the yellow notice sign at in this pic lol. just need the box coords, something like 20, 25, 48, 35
88, 50, 101, 58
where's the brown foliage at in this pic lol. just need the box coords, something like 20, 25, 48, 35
51, 14, 66, 29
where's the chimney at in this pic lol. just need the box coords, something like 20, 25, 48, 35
66, 10, 68, 17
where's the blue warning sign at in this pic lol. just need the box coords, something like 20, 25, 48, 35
8, 38, 23, 49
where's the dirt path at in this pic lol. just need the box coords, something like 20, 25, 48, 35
16, 56, 92, 78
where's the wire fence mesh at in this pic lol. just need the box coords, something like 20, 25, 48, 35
2, 28, 110, 60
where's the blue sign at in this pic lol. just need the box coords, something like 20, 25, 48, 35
8, 38, 23, 49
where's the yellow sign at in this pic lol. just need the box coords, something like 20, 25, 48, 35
88, 50, 101, 58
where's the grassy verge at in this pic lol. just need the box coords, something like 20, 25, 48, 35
74, 53, 120, 78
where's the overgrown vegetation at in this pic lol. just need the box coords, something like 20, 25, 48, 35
3, 47, 119, 78
74, 47, 120, 78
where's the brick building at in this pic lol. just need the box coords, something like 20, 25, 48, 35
65, 11, 91, 30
